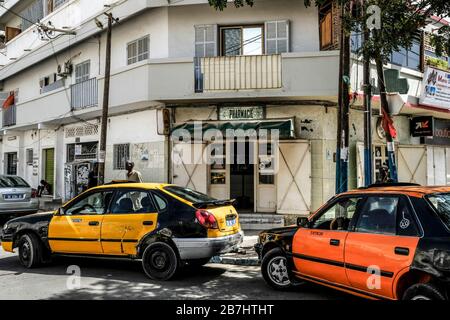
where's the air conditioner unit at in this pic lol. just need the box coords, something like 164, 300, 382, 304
57, 62, 73, 77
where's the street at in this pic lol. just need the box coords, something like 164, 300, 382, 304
0, 247, 349, 300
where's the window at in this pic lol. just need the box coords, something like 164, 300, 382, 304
355, 196, 398, 235
221, 26, 264, 56
39, 73, 63, 94
64, 191, 113, 216
319, 2, 333, 49
53, 0, 69, 9
389, 35, 422, 71
210, 143, 226, 185
111, 191, 156, 214
75, 60, 91, 83
265, 20, 289, 55
397, 197, 420, 237
5, 152, 18, 176
427, 193, 450, 231
259, 142, 275, 185
113, 144, 130, 170
26, 149, 34, 165
127, 36, 150, 65
311, 197, 363, 230
21, 0, 44, 31
67, 142, 98, 163
195, 25, 217, 57
164, 185, 215, 203
152, 193, 168, 211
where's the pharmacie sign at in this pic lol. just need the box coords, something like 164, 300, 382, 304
419, 66, 450, 110
219, 106, 264, 121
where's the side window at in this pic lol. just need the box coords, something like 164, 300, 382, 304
397, 197, 420, 237
152, 193, 168, 212
311, 197, 363, 231
355, 196, 398, 235
110, 191, 156, 214
64, 191, 113, 216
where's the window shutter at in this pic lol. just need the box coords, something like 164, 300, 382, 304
195, 25, 217, 57
265, 20, 289, 55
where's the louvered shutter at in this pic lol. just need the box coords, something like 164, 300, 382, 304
265, 20, 290, 54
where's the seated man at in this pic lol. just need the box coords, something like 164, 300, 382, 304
37, 180, 52, 197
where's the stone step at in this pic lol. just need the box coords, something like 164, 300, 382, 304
239, 213, 284, 230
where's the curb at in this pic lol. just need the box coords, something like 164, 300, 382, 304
210, 255, 260, 266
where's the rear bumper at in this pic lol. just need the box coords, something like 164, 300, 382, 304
173, 231, 244, 260
0, 200, 39, 215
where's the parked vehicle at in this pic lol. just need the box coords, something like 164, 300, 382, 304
255, 184, 450, 300
1, 183, 243, 280
0, 175, 39, 219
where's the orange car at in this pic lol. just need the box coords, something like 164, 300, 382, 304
255, 183, 450, 300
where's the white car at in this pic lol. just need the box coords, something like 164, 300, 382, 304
0, 175, 39, 219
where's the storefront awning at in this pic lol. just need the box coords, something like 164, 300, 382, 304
171, 119, 295, 140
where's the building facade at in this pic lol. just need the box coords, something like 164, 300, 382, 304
0, 0, 448, 217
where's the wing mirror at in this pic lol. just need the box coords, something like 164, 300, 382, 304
297, 217, 309, 228
55, 207, 65, 216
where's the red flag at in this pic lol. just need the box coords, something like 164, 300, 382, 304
381, 107, 397, 139
2, 92, 14, 110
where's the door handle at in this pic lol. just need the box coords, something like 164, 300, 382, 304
89, 221, 100, 226
143, 221, 154, 226
395, 247, 410, 256
330, 239, 340, 246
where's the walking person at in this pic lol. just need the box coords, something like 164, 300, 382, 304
125, 160, 143, 183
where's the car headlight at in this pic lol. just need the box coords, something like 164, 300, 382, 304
3, 223, 8, 230
433, 250, 450, 271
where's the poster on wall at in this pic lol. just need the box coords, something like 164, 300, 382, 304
419, 66, 450, 110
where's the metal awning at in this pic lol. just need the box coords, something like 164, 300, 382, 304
171, 119, 295, 140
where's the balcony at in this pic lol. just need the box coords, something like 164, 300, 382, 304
2, 104, 16, 127
195, 55, 282, 93
70, 78, 98, 110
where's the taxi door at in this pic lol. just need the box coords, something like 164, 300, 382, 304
344, 195, 421, 299
292, 196, 363, 286
48, 190, 113, 254
101, 189, 159, 255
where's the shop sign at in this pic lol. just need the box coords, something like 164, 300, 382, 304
219, 106, 264, 121
419, 66, 450, 110
425, 118, 450, 145
411, 116, 434, 137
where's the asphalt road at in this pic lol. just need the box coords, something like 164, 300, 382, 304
0, 247, 351, 300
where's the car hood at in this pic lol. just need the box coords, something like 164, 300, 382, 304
8, 211, 54, 224
260, 225, 298, 236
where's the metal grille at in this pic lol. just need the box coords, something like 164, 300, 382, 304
70, 78, 98, 110
67, 142, 98, 163
113, 144, 130, 170
2, 104, 16, 127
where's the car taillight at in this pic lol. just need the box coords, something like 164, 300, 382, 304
195, 210, 218, 229
31, 188, 37, 198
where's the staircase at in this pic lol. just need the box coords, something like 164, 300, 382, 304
239, 213, 285, 231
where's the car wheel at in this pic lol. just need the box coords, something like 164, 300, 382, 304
261, 247, 295, 291
142, 242, 179, 281
17, 233, 43, 269
403, 283, 446, 300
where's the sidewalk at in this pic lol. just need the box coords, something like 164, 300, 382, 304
210, 230, 261, 266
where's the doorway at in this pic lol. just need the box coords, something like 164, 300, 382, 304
5, 152, 18, 175
230, 139, 255, 212
43, 148, 55, 194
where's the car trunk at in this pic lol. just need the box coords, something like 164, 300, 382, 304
193, 201, 240, 234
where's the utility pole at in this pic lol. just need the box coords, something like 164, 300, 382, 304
98, 13, 115, 185
363, 21, 373, 186
336, 3, 351, 194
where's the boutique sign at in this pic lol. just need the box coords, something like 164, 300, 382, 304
419, 66, 450, 110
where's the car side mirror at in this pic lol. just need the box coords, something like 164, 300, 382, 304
56, 207, 65, 216
297, 217, 309, 228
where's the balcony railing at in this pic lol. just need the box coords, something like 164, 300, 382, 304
195, 54, 282, 93
70, 78, 98, 110
2, 104, 16, 127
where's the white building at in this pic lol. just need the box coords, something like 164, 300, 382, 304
0, 0, 448, 221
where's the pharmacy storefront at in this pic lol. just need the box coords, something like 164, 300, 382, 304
171, 106, 312, 215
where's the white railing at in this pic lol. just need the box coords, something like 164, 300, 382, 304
195, 54, 282, 92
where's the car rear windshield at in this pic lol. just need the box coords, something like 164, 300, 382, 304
0, 176, 30, 188
427, 193, 450, 230
164, 186, 215, 204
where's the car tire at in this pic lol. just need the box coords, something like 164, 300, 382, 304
142, 242, 179, 281
17, 233, 43, 269
261, 247, 296, 291
403, 283, 446, 301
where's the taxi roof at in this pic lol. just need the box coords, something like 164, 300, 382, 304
344, 185, 450, 198
93, 182, 172, 190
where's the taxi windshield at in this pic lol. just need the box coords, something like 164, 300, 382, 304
427, 193, 450, 230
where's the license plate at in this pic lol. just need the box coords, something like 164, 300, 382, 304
226, 219, 236, 227
4, 194, 24, 200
